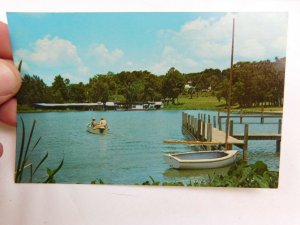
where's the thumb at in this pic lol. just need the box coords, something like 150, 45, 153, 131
0, 59, 21, 104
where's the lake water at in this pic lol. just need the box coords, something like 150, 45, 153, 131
16, 110, 280, 184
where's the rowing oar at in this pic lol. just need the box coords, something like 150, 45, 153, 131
164, 140, 225, 145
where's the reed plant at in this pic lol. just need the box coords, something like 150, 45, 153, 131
15, 118, 64, 183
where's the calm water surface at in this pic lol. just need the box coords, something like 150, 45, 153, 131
17, 110, 280, 184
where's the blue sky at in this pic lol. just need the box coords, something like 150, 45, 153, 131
7, 12, 288, 84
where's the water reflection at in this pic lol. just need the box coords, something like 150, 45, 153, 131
164, 165, 231, 178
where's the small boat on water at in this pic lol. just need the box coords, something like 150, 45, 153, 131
86, 124, 108, 134
164, 150, 238, 169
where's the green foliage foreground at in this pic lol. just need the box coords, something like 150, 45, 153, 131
205, 160, 279, 188
91, 160, 279, 188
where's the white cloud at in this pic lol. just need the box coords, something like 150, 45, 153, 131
150, 46, 198, 74
16, 36, 82, 66
15, 36, 89, 82
156, 12, 288, 73
89, 43, 124, 65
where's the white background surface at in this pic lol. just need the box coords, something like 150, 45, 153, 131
1, 1, 300, 225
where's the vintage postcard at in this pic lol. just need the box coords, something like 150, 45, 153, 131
8, 12, 287, 187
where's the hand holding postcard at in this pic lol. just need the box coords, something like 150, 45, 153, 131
8, 12, 287, 187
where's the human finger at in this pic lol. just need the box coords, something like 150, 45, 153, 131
0, 142, 3, 158
0, 59, 21, 105
0, 21, 13, 59
0, 98, 17, 126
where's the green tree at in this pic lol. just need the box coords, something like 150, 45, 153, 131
51, 75, 69, 103
162, 67, 185, 104
17, 75, 48, 105
88, 74, 117, 105
68, 82, 86, 103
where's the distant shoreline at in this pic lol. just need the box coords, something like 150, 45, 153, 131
17, 107, 283, 114
17, 95, 283, 114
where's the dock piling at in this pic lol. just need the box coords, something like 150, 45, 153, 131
213, 116, 216, 128
240, 109, 243, 123
218, 117, 222, 130
276, 119, 282, 152
261, 108, 265, 124
243, 124, 249, 161
197, 119, 201, 140
201, 121, 206, 141
229, 120, 234, 149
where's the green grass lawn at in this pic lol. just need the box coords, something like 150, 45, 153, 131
164, 95, 283, 113
163, 95, 226, 110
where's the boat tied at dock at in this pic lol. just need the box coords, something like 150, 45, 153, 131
164, 150, 238, 169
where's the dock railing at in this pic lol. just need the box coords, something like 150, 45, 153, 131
180, 112, 282, 161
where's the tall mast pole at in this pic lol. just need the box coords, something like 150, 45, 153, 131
225, 18, 235, 150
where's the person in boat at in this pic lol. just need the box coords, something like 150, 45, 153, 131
94, 117, 109, 129
90, 117, 97, 127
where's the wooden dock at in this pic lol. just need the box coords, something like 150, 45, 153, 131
218, 109, 282, 124
172, 112, 283, 161
233, 133, 281, 140
181, 112, 245, 151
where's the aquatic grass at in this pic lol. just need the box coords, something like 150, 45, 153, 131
15, 117, 26, 182
18, 119, 36, 182
91, 178, 105, 184
89, 159, 278, 187
139, 160, 278, 188
32, 152, 48, 176
15, 118, 64, 183
43, 159, 64, 183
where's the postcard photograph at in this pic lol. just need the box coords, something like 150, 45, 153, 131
8, 12, 287, 187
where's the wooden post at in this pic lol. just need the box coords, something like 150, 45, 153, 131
207, 123, 212, 150
197, 119, 201, 140
240, 109, 243, 123
207, 123, 212, 142
228, 120, 234, 150
187, 115, 190, 130
185, 113, 188, 129
277, 119, 282, 152
229, 120, 234, 136
213, 116, 216, 128
191, 115, 194, 133
243, 124, 249, 161
201, 121, 206, 141
194, 118, 197, 137
218, 117, 222, 131
199, 119, 203, 139
278, 119, 282, 134
204, 114, 206, 122
208, 115, 211, 124
261, 108, 264, 124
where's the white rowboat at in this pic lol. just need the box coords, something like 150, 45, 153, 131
86, 124, 108, 134
164, 150, 238, 169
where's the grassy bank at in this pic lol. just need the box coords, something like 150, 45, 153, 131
163, 95, 226, 110
18, 96, 283, 113
163, 95, 283, 113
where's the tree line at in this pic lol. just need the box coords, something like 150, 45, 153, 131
17, 57, 285, 108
